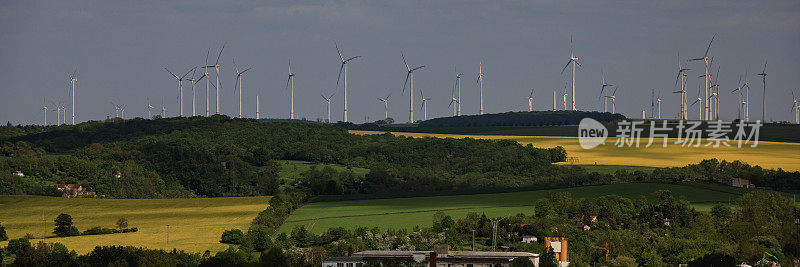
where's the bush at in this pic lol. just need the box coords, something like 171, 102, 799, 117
7, 238, 31, 255
0, 222, 7, 241
53, 213, 79, 237
82, 226, 117, 235
245, 229, 272, 252
116, 218, 128, 230
220, 229, 244, 244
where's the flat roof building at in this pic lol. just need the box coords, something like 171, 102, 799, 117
322, 248, 539, 267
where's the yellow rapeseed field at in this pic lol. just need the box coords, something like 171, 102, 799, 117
350, 131, 800, 171
0, 195, 270, 254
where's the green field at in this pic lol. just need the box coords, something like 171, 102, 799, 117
280, 183, 744, 234
0, 195, 270, 254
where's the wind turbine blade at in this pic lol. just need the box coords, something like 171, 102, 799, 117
165, 68, 179, 79
401, 52, 410, 71
346, 56, 361, 62
560, 60, 571, 74
335, 43, 344, 62
180, 67, 195, 79
402, 73, 410, 95
704, 33, 716, 58
196, 73, 206, 83
574, 60, 581, 67
412, 66, 425, 71
215, 43, 226, 65
336, 63, 344, 86
241, 67, 252, 74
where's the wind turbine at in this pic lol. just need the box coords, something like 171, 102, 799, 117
160, 97, 166, 117
120, 104, 126, 119
200, 48, 213, 116
449, 94, 458, 116
164, 67, 194, 117
552, 90, 556, 111
561, 36, 581, 111
562, 83, 569, 110
455, 70, 463, 116
691, 83, 703, 120
420, 89, 431, 121
335, 43, 360, 123
321, 92, 335, 123
477, 61, 485, 114
376, 92, 391, 120
187, 67, 207, 117
791, 90, 799, 124
146, 97, 154, 119
604, 86, 619, 114
732, 75, 744, 121
202, 43, 225, 115
287, 60, 296, 119
600, 69, 613, 112
657, 92, 662, 119
68, 70, 77, 125
528, 89, 535, 111
688, 33, 715, 120
41, 99, 47, 126
52, 101, 62, 125
675, 52, 690, 120
401, 52, 425, 123
757, 60, 767, 122
233, 59, 252, 118
256, 95, 260, 119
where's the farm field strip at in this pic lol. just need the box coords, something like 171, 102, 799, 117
350, 131, 800, 171
0, 195, 271, 254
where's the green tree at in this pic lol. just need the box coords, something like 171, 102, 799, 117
115, 217, 128, 231
539, 247, 558, 267
220, 229, 244, 244
290, 225, 311, 248
0, 221, 7, 241
53, 213, 79, 237
611, 256, 638, 267
259, 246, 290, 267
511, 256, 536, 267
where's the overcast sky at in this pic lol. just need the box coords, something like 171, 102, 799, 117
1, 0, 799, 125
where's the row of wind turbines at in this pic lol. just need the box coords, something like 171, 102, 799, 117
38, 36, 800, 126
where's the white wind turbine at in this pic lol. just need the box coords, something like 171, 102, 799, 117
449, 95, 458, 117
562, 83, 569, 110
41, 99, 48, 126
791, 90, 799, 124
420, 89, 431, 121
164, 67, 194, 117
691, 83, 703, 120
675, 52, 690, 120
200, 48, 213, 116
321, 92, 335, 123
604, 86, 619, 114
528, 89, 535, 111
455, 70, 463, 116
160, 97, 167, 118
561, 36, 581, 111
688, 33, 715, 120
51, 101, 61, 125
477, 61, 485, 114
757, 60, 768, 122
600, 69, 613, 112
233, 59, 252, 118
335, 43, 361, 123
401, 52, 425, 123
256, 95, 260, 119
286, 60, 296, 119
376, 92, 391, 120
146, 97, 154, 119
552, 90, 556, 111
186, 67, 207, 117
68, 70, 77, 125
202, 43, 225, 115
657, 93, 662, 119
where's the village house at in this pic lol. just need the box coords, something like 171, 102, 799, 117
322, 245, 539, 267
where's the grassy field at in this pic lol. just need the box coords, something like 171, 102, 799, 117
0, 195, 270, 254
351, 131, 800, 171
281, 183, 744, 234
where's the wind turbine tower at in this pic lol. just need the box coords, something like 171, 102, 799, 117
757, 61, 767, 122
420, 90, 431, 121
164, 67, 194, 117
335, 44, 361, 123
187, 67, 207, 116
41, 101, 47, 126
561, 36, 581, 111
205, 43, 225, 115
600, 70, 613, 112
401, 53, 425, 123
287, 60, 296, 119
791, 91, 799, 124
676, 53, 690, 120
553, 90, 556, 111
69, 71, 77, 125
456, 71, 463, 116
477, 61, 485, 114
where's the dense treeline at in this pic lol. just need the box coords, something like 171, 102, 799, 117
0, 116, 566, 198
2, 191, 795, 266
418, 111, 626, 127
